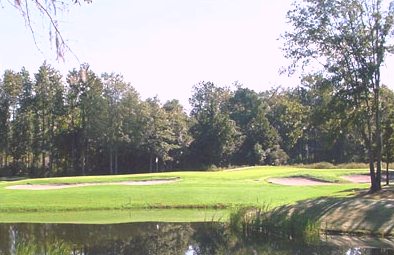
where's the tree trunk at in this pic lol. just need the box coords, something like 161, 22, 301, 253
368, 152, 378, 192
42, 152, 46, 170
149, 154, 153, 172
4, 150, 8, 167
114, 149, 118, 175
71, 134, 76, 176
26, 153, 30, 169
375, 86, 382, 191
81, 150, 85, 176
81, 108, 86, 176
41, 109, 46, 171
109, 147, 113, 175
32, 151, 38, 170
386, 160, 390, 186
49, 118, 54, 174
156, 157, 159, 173
362, 125, 379, 192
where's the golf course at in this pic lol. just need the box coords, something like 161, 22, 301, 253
1, 166, 393, 236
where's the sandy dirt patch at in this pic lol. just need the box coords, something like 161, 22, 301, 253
268, 177, 332, 186
342, 175, 371, 183
343, 172, 394, 183
324, 234, 394, 249
357, 188, 394, 200
6, 178, 179, 190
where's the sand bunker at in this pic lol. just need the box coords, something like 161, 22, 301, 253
268, 177, 332, 186
343, 173, 394, 183
6, 178, 179, 190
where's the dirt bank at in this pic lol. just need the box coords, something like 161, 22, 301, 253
268, 177, 332, 186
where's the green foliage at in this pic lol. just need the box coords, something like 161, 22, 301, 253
295, 162, 371, 169
16, 240, 72, 255
296, 162, 335, 169
0, 62, 394, 177
229, 206, 321, 244
335, 162, 370, 169
189, 82, 240, 168
230, 87, 284, 165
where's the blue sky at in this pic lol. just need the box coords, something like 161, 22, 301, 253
1, 0, 393, 108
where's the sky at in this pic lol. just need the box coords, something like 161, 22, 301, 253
0, 0, 393, 109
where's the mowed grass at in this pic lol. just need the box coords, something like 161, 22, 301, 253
0, 209, 229, 224
0, 166, 371, 223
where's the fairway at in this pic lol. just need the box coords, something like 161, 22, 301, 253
0, 166, 370, 222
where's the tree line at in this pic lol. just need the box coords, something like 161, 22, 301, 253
0, 63, 393, 177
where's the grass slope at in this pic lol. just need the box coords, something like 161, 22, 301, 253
268, 187, 394, 236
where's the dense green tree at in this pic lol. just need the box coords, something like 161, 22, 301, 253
66, 65, 106, 175
189, 82, 240, 168
283, 0, 394, 192
0, 71, 17, 168
117, 87, 145, 172
383, 110, 394, 185
33, 63, 66, 175
163, 99, 192, 170
229, 87, 284, 165
2, 63, 394, 177
381, 86, 394, 185
9, 68, 34, 174
102, 73, 128, 174
265, 88, 308, 163
298, 75, 365, 163
0, 82, 7, 169
140, 98, 179, 172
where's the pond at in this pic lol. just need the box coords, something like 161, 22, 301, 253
0, 222, 393, 255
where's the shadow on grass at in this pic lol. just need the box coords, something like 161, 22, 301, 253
0, 177, 26, 182
231, 185, 394, 245
271, 190, 394, 236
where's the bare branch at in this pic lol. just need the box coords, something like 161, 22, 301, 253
8, 0, 91, 60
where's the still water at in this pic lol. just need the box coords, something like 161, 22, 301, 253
0, 222, 393, 255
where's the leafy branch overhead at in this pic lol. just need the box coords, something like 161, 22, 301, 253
11, 0, 92, 60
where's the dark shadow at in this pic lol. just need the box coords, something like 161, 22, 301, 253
271, 191, 394, 236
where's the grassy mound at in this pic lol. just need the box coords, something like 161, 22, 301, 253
240, 186, 394, 237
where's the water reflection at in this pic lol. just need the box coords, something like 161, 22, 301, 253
0, 222, 392, 255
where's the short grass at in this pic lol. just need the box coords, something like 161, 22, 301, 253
0, 209, 229, 224
0, 166, 370, 223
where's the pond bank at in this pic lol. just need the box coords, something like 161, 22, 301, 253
243, 187, 394, 237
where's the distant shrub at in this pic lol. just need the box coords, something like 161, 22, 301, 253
200, 164, 219, 171
208, 164, 218, 170
336, 162, 369, 169
296, 162, 335, 169
311, 162, 335, 169
267, 146, 289, 166
294, 162, 370, 169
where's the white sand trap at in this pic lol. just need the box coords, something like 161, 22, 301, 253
268, 177, 332, 186
343, 173, 394, 183
6, 178, 179, 190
